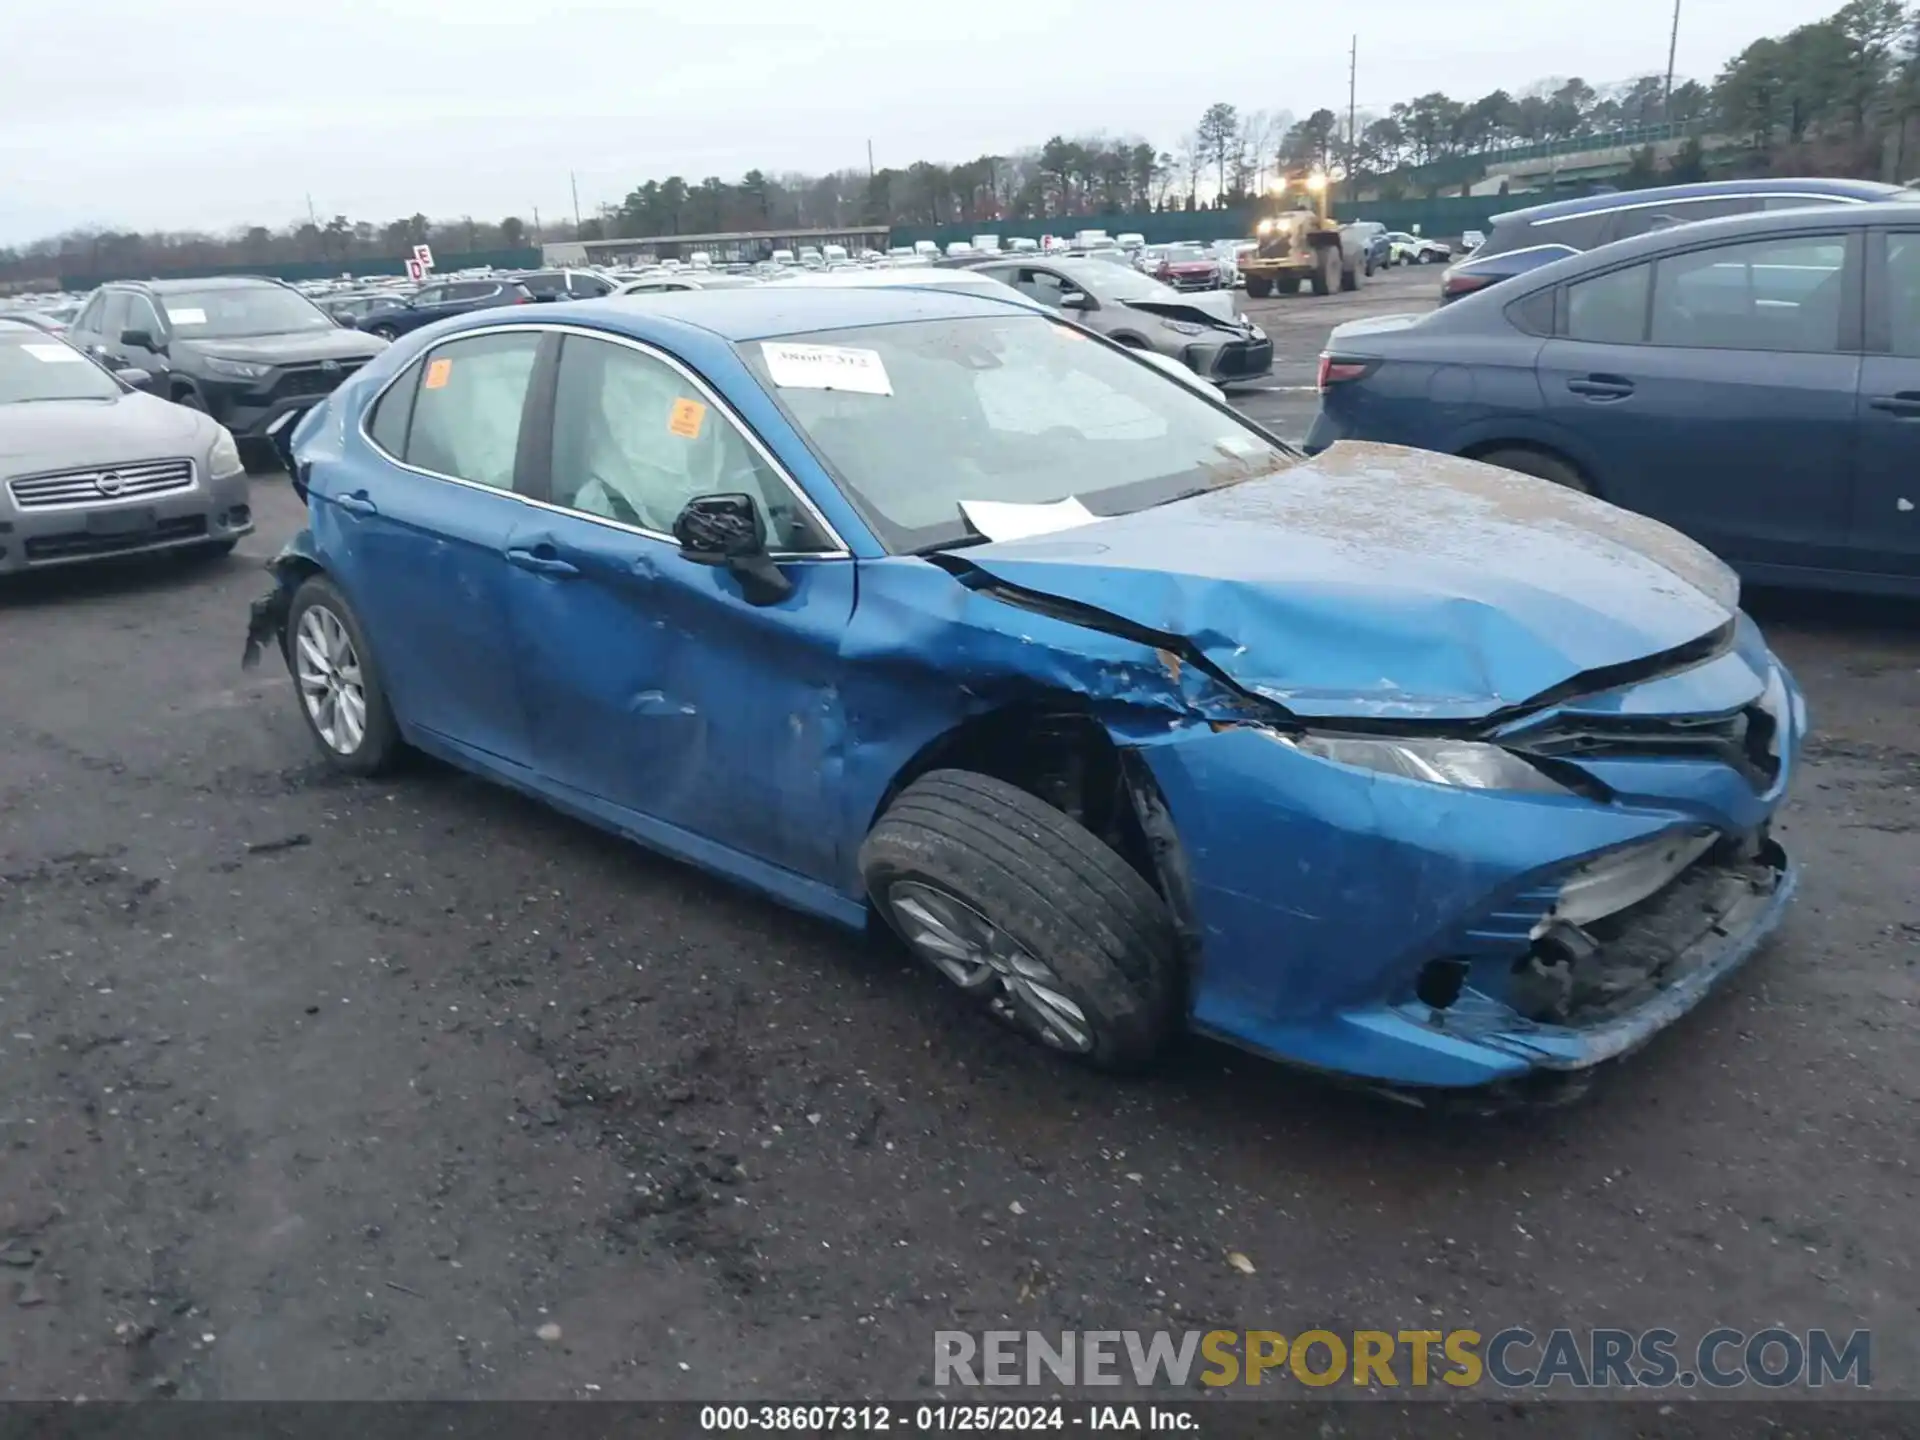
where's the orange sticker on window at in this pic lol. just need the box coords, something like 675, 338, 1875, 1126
668, 396, 706, 439
423, 357, 453, 390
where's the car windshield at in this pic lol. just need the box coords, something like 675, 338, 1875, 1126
0, 332, 122, 402
743, 314, 1298, 553
158, 286, 335, 338
1163, 246, 1210, 262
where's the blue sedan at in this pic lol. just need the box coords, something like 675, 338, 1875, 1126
244, 286, 1802, 1097
1310, 201, 1920, 598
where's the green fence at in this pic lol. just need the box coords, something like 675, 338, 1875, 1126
57, 247, 543, 293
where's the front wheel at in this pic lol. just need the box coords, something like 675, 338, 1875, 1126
287, 575, 401, 775
1243, 275, 1273, 299
369, 323, 399, 341
861, 770, 1180, 1071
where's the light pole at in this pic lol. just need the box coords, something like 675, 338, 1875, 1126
1664, 0, 1682, 128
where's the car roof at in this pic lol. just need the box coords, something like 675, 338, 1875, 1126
0, 317, 46, 335
119, 275, 290, 293
532, 284, 1039, 343
1493, 176, 1907, 227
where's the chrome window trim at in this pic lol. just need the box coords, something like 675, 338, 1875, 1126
354, 320, 853, 560
1532, 192, 1870, 228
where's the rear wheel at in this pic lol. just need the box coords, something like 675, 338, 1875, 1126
369, 323, 399, 341
287, 575, 401, 775
1244, 275, 1273, 299
1340, 263, 1360, 293
1276, 277, 1302, 295
1475, 447, 1592, 494
861, 770, 1180, 1072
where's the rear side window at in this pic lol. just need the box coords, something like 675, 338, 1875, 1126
1649, 235, 1847, 353
366, 360, 420, 456
1566, 263, 1652, 343
403, 332, 542, 490
1506, 288, 1556, 337
520, 274, 568, 299
1886, 232, 1920, 357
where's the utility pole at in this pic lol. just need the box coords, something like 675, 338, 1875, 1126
570, 172, 582, 230
867, 139, 875, 178
1346, 34, 1359, 206
1664, 0, 1681, 126
305, 192, 318, 228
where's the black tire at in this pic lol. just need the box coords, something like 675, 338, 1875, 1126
1310, 248, 1336, 296
172, 389, 207, 412
238, 438, 278, 475
369, 323, 399, 341
1113, 334, 1149, 349
285, 574, 401, 776
1244, 275, 1273, 299
1364, 254, 1376, 278
861, 769, 1180, 1072
1276, 277, 1302, 295
1340, 264, 1359, 293
1474, 447, 1592, 494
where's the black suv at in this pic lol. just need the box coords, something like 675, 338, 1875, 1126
360, 277, 536, 338
67, 277, 387, 455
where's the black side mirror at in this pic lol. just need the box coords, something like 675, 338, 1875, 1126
672, 493, 793, 606
120, 327, 158, 350
113, 366, 154, 392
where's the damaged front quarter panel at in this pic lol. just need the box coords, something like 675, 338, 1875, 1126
240, 530, 324, 672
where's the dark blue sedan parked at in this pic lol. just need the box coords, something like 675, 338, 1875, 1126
1440, 177, 1915, 303
1310, 201, 1920, 596
243, 286, 1803, 1096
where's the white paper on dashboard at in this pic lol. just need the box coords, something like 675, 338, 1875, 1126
22, 343, 83, 363
168, 307, 208, 325
760, 342, 892, 395
958, 496, 1097, 542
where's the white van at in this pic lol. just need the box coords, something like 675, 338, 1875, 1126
945, 241, 976, 258
970, 234, 1003, 253
688, 252, 713, 270
770, 248, 796, 266
912, 239, 939, 256
1008, 236, 1040, 253
822, 244, 849, 265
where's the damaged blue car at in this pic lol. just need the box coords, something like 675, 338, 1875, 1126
244, 287, 1803, 1097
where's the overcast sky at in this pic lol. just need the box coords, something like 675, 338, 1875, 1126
4, 0, 1843, 244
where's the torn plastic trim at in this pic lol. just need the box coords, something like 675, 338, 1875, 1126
925, 551, 1290, 720
239, 545, 321, 672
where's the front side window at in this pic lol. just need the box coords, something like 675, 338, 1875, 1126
413, 286, 446, 306
125, 295, 164, 337
742, 314, 1298, 553
158, 285, 334, 338
547, 335, 828, 550
1650, 234, 1847, 353
98, 292, 130, 339
1566, 263, 1652, 344
402, 332, 540, 490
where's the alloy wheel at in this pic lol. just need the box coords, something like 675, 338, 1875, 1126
294, 604, 368, 755
887, 880, 1093, 1053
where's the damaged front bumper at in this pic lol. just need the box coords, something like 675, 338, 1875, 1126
1133, 681, 1802, 1090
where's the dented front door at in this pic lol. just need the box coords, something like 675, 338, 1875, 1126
505, 510, 857, 883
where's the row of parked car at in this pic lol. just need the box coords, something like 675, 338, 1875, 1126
1318, 175, 1920, 594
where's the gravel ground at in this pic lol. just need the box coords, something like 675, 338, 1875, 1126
1, 270, 1915, 1403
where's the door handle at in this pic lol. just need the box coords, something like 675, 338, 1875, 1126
1867, 392, 1920, 418
1567, 375, 1635, 399
333, 491, 378, 516
506, 546, 580, 578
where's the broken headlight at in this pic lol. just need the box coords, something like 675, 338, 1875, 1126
1278, 733, 1572, 795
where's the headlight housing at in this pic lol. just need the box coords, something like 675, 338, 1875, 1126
202, 356, 270, 380
1161, 319, 1206, 336
207, 425, 245, 479
1276, 732, 1571, 795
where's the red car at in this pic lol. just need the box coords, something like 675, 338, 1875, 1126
1150, 244, 1223, 291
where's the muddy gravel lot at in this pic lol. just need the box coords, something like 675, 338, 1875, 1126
1, 268, 1916, 1405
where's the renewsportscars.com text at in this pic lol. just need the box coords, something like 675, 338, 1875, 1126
933, 1327, 1871, 1391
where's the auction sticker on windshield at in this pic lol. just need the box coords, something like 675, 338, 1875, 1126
761, 342, 892, 396
21, 344, 84, 363
168, 308, 207, 325
668, 396, 707, 438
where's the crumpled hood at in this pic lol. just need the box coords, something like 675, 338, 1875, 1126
0, 393, 214, 475
955, 441, 1740, 721
1125, 294, 1241, 327
180, 329, 387, 366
